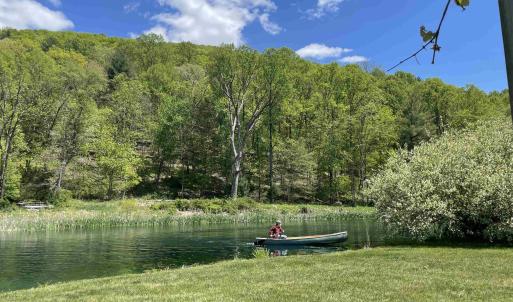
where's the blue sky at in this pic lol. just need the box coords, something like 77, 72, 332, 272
0, 0, 507, 92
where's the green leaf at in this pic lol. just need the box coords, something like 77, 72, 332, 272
420, 26, 435, 43
454, 0, 470, 10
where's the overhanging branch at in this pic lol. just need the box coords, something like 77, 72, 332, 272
387, 0, 452, 72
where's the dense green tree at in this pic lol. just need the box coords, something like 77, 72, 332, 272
108, 76, 150, 144
107, 48, 133, 80
0, 29, 508, 204
48, 48, 106, 194
87, 109, 141, 199
338, 65, 397, 204
0, 40, 58, 199
311, 63, 346, 202
274, 139, 315, 202
154, 64, 228, 196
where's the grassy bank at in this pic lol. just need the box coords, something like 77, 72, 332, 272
2, 247, 512, 301
0, 199, 374, 232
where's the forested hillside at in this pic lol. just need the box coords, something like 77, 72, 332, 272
0, 29, 509, 205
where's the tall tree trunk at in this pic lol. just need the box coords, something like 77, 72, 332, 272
211, 47, 277, 201
231, 154, 242, 198
499, 0, 513, 124
55, 159, 67, 193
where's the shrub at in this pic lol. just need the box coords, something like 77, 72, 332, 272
3, 164, 21, 201
174, 199, 220, 213
118, 199, 138, 212
150, 202, 177, 215
221, 201, 238, 215
216, 198, 257, 214
366, 120, 513, 242
50, 189, 73, 207
175, 199, 194, 211
192, 200, 212, 212
233, 197, 257, 211
0, 199, 13, 211
252, 248, 270, 259
299, 206, 311, 214
174, 198, 257, 214
204, 203, 223, 214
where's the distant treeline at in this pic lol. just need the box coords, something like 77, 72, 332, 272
0, 29, 509, 204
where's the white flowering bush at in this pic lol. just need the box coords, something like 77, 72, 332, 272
367, 120, 513, 242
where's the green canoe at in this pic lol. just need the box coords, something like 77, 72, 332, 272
254, 231, 348, 246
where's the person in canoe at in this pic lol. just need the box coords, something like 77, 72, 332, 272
268, 220, 287, 239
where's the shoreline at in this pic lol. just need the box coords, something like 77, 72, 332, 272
0, 199, 375, 232
1, 246, 511, 301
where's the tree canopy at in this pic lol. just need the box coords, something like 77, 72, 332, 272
0, 29, 509, 204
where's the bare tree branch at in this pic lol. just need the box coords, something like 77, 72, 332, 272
387, 0, 452, 72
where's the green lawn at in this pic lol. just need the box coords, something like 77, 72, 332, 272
2, 247, 512, 301
0, 199, 374, 232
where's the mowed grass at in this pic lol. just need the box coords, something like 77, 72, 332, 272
1, 247, 512, 302
0, 199, 374, 232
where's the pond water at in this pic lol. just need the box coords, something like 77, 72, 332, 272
0, 218, 383, 292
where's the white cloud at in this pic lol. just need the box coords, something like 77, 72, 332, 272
319, 0, 343, 10
0, 0, 73, 30
144, 25, 168, 38
307, 0, 344, 19
259, 13, 281, 35
128, 32, 140, 39
339, 55, 369, 64
296, 43, 352, 60
143, 0, 281, 46
124, 2, 140, 13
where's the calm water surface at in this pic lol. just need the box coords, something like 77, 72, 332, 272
0, 219, 382, 292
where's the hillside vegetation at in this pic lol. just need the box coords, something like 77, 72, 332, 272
0, 29, 509, 206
